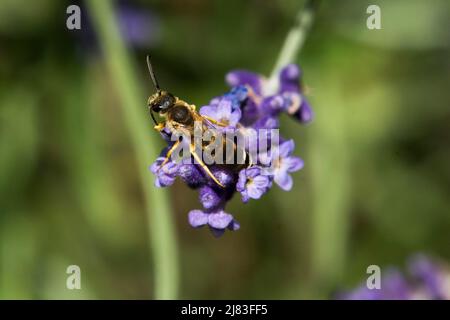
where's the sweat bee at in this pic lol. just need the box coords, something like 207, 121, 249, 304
146, 56, 250, 188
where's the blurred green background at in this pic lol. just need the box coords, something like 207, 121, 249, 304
1, 0, 449, 299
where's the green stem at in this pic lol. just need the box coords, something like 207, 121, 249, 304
267, 0, 319, 94
86, 0, 179, 299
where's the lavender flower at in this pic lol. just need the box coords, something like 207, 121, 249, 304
150, 64, 312, 236
226, 71, 263, 95
269, 140, 304, 191
200, 98, 242, 128
338, 270, 411, 300
236, 167, 271, 203
178, 163, 205, 188
408, 254, 449, 299
117, 2, 160, 48
198, 186, 224, 210
188, 209, 240, 238
338, 255, 450, 300
78, 1, 159, 54
226, 63, 313, 125
149, 157, 180, 188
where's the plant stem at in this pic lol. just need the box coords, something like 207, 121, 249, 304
86, 0, 179, 299
267, 0, 319, 94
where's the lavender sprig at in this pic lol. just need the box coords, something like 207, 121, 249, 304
150, 1, 318, 237
150, 64, 312, 236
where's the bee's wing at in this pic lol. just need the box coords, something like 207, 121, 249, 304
191, 109, 230, 129
191, 111, 215, 129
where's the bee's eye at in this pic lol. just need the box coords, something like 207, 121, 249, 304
153, 94, 175, 113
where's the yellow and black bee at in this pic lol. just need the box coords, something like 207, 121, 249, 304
146, 56, 250, 188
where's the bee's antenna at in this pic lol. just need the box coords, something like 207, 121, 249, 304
146, 55, 161, 93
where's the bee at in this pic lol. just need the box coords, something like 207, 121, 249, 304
146, 56, 250, 188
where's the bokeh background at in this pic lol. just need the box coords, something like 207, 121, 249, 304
1, 0, 449, 299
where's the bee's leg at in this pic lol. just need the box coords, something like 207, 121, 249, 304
246, 151, 254, 168
189, 144, 225, 188
202, 115, 227, 127
154, 121, 166, 132
158, 140, 181, 170
154, 121, 172, 140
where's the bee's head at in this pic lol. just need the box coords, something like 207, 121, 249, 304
148, 91, 176, 114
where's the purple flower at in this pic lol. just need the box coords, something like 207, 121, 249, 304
339, 270, 411, 300
200, 97, 242, 128
283, 92, 313, 123
408, 254, 447, 299
338, 255, 450, 300
227, 86, 249, 104
117, 3, 160, 48
77, 2, 160, 54
178, 163, 205, 188
279, 64, 302, 93
297, 98, 314, 123
239, 98, 259, 126
279, 65, 313, 123
252, 115, 280, 130
268, 140, 304, 191
260, 95, 287, 115
150, 157, 180, 187
226, 71, 264, 95
199, 186, 224, 210
226, 64, 313, 125
150, 64, 311, 236
281, 91, 313, 123
188, 209, 240, 237
236, 167, 271, 203
208, 167, 236, 188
